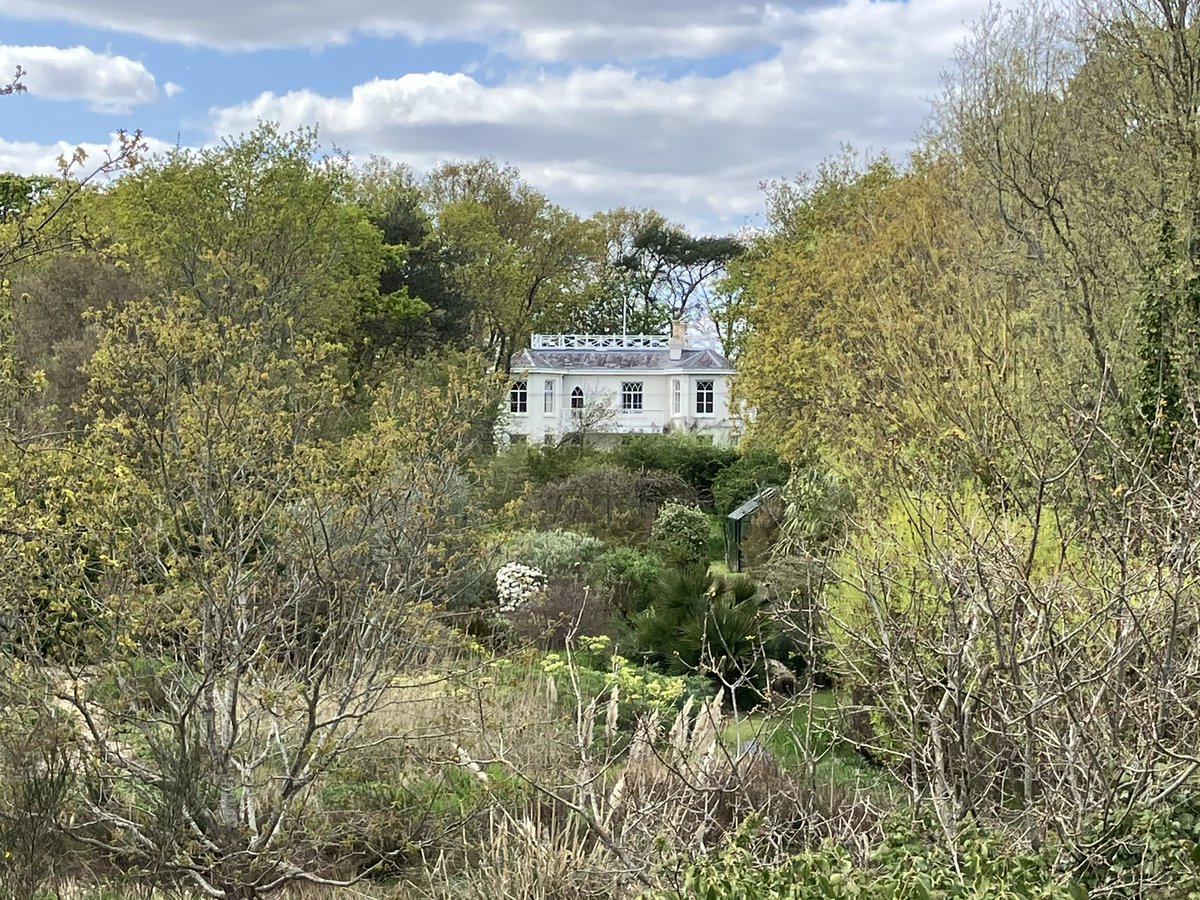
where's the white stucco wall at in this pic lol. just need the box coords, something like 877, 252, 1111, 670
502, 369, 739, 447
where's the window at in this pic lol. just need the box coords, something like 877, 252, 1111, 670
570, 386, 584, 409
696, 379, 714, 415
509, 380, 527, 413
543, 379, 555, 414
621, 381, 644, 413
672, 379, 681, 414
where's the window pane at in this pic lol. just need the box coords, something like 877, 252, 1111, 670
510, 380, 527, 413
695, 379, 714, 414
672, 379, 681, 414
544, 379, 554, 413
621, 381, 643, 412
570, 387, 584, 409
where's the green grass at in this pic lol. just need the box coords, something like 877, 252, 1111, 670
721, 691, 901, 800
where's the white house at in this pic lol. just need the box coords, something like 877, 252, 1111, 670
502, 322, 739, 447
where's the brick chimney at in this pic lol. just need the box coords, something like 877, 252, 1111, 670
668, 319, 687, 361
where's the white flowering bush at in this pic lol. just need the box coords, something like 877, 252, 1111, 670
495, 561, 547, 612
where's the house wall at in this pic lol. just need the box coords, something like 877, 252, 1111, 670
503, 370, 739, 447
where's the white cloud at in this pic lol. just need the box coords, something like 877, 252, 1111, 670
0, 45, 159, 113
208, 0, 987, 229
163, 81, 183, 98
0, 0, 794, 58
0, 132, 177, 177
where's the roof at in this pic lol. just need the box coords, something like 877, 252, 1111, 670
511, 347, 733, 372
727, 486, 779, 522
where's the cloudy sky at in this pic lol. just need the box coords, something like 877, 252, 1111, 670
0, 0, 987, 232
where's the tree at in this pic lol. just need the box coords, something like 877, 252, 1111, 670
0, 174, 54, 220
427, 159, 599, 370
619, 219, 743, 327
348, 158, 474, 376
107, 124, 384, 352
735, 155, 1044, 492
941, 0, 1200, 424
0, 299, 498, 897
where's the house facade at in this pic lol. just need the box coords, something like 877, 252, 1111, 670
502, 323, 739, 447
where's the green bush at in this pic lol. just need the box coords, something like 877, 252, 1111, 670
653, 817, 1084, 900
650, 501, 712, 569
635, 568, 775, 705
612, 433, 737, 503
587, 547, 666, 617
543, 637, 713, 728
500, 528, 605, 575
529, 465, 698, 542
712, 447, 791, 516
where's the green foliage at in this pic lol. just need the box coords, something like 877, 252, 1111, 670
712, 447, 791, 516
322, 754, 530, 870
108, 123, 384, 350
0, 173, 54, 220
1134, 220, 1195, 468
653, 818, 1084, 900
530, 465, 698, 543
1073, 790, 1200, 898
542, 638, 712, 727
587, 546, 666, 617
649, 501, 712, 569
427, 159, 600, 369
613, 433, 738, 503
635, 568, 774, 702
500, 528, 605, 575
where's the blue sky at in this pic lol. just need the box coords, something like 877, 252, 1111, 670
0, 0, 988, 232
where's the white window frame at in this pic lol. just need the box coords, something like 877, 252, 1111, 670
509, 380, 527, 414
621, 381, 644, 413
695, 379, 714, 415
543, 379, 555, 414
672, 379, 681, 414
570, 386, 584, 409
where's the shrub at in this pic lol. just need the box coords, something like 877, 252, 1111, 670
711, 447, 791, 516
505, 575, 622, 649
612, 433, 737, 504
635, 568, 776, 705
654, 818, 1084, 900
543, 637, 713, 727
529, 465, 697, 542
500, 528, 605, 576
649, 501, 711, 569
587, 547, 666, 617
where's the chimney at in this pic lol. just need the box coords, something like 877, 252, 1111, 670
668, 319, 687, 361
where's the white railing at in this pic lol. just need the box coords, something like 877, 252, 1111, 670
531, 333, 670, 350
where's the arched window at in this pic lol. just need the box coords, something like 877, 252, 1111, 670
570, 387, 584, 409
509, 380, 527, 413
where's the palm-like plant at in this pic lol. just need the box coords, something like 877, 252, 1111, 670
635, 567, 777, 702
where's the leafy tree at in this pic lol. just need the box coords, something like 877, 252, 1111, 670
107, 124, 384, 352
734, 155, 1048, 493
0, 282, 499, 895
427, 159, 598, 370
349, 158, 473, 376
0, 174, 54, 220
619, 217, 743, 327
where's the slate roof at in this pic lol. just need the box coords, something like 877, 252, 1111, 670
511, 347, 733, 371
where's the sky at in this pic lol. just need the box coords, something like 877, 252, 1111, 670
0, 0, 989, 233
